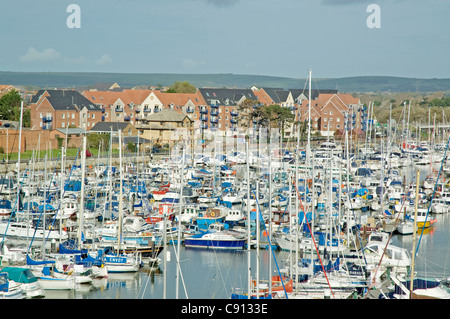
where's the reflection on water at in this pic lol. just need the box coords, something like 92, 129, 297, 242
47, 211, 450, 299
392, 212, 450, 279
45, 211, 449, 299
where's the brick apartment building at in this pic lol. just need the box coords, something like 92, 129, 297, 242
30, 89, 102, 131
299, 93, 364, 136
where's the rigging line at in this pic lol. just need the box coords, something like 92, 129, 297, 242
170, 239, 189, 299
28, 144, 81, 252
343, 177, 367, 265
363, 178, 415, 299
415, 135, 450, 256
0, 165, 30, 249
292, 177, 336, 298
251, 186, 289, 299
44, 145, 82, 246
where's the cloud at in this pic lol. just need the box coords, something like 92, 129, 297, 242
19, 47, 61, 62
321, 0, 374, 5
95, 54, 113, 65
203, 0, 240, 8
321, 0, 404, 5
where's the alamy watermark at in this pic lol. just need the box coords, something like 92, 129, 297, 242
366, 4, 381, 29
66, 4, 81, 29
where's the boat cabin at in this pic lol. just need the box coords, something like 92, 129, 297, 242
272, 210, 290, 226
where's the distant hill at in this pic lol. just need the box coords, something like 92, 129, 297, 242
1, 71, 450, 93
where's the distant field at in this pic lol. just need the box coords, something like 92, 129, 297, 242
2, 71, 450, 92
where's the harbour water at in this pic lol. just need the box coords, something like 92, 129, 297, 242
47, 212, 449, 300
2, 132, 450, 300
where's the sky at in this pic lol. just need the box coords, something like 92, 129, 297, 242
0, 0, 449, 79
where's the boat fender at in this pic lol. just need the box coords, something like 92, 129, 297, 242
210, 211, 215, 217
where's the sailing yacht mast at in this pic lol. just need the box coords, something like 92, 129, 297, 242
77, 133, 87, 249
306, 70, 312, 162
246, 138, 251, 299
176, 148, 185, 299
118, 130, 123, 255
409, 169, 420, 299
16, 101, 24, 221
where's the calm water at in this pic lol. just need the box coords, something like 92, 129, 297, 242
47, 163, 450, 299
47, 211, 449, 299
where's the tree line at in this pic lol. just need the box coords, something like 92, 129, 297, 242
0, 90, 30, 127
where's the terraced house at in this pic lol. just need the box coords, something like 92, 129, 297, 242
197, 88, 257, 134
83, 89, 206, 124
299, 93, 364, 136
30, 89, 102, 130
29, 86, 364, 142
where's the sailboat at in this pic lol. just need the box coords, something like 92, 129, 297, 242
101, 130, 141, 273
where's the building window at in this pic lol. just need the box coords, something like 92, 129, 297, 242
329, 111, 333, 115
62, 113, 65, 119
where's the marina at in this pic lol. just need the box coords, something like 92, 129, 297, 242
0, 116, 450, 300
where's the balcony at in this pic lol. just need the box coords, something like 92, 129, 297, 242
210, 109, 219, 116
154, 108, 160, 113
186, 107, 194, 113
143, 108, 150, 113
101, 108, 105, 113
124, 116, 131, 121
200, 124, 208, 130
200, 107, 208, 114
115, 107, 123, 112
230, 110, 238, 116
231, 118, 237, 124
210, 103, 219, 109
42, 115, 52, 122
200, 115, 208, 122
210, 117, 218, 124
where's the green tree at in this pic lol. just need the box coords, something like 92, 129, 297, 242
87, 133, 110, 151
166, 81, 197, 93
261, 104, 295, 140
126, 142, 137, 153
237, 99, 265, 128
0, 90, 24, 124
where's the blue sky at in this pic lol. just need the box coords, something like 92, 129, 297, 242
1, 0, 449, 79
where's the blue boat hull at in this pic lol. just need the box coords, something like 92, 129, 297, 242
184, 238, 246, 250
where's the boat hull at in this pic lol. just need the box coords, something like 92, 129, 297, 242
184, 238, 246, 250
37, 276, 75, 290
